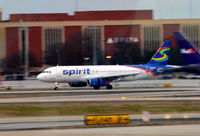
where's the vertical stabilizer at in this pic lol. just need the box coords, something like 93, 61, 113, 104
147, 41, 171, 66
174, 32, 200, 65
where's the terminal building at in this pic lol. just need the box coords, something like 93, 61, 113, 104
0, 9, 200, 67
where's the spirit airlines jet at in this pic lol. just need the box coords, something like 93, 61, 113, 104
174, 32, 200, 74
37, 41, 175, 90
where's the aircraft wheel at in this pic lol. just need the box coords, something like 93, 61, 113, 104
106, 84, 113, 89
54, 87, 59, 90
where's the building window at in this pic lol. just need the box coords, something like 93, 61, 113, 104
83, 26, 102, 65
143, 26, 161, 53
182, 25, 199, 49
44, 27, 63, 64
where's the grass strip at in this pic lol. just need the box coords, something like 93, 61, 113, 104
0, 102, 199, 117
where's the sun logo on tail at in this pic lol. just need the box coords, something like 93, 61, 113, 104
152, 47, 170, 62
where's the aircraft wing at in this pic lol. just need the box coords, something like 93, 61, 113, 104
183, 64, 200, 70
179, 64, 200, 74
165, 65, 200, 74
83, 71, 141, 81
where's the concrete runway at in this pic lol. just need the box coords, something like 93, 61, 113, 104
0, 87, 200, 104
1, 124, 200, 136
2, 79, 200, 89
0, 80, 200, 133
0, 87, 200, 94
1, 113, 200, 131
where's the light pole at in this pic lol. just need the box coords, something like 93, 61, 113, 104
92, 27, 97, 65
75, 0, 79, 11
56, 45, 61, 66
20, 27, 29, 79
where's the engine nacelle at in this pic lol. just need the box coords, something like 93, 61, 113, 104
88, 78, 107, 87
69, 82, 88, 87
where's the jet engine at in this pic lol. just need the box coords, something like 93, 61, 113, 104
87, 78, 107, 89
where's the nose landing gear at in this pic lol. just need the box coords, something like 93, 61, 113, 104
54, 82, 59, 90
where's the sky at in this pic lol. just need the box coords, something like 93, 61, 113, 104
0, 0, 199, 20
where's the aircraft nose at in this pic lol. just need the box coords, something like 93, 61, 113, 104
37, 74, 43, 81
36, 74, 41, 80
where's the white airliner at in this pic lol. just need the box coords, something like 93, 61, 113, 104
37, 41, 176, 90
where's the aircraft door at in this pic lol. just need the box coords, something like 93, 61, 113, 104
55, 68, 62, 81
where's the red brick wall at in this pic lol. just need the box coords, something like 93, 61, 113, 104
28, 27, 42, 63
10, 10, 152, 22
65, 26, 81, 45
163, 24, 180, 47
104, 25, 141, 55
65, 26, 82, 64
6, 27, 19, 57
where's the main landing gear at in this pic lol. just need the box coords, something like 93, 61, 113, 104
106, 84, 113, 89
93, 84, 113, 90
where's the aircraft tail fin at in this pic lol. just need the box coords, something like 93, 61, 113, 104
174, 32, 200, 65
147, 41, 171, 66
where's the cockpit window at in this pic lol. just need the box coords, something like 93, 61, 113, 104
42, 71, 51, 74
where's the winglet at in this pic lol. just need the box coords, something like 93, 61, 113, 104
147, 41, 171, 66
174, 32, 200, 65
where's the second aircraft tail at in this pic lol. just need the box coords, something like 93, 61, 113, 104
174, 32, 200, 65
